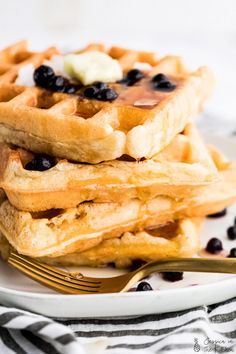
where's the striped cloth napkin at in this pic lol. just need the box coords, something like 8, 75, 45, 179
1, 297, 236, 354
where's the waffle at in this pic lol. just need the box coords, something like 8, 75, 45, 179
0, 143, 234, 259
0, 124, 218, 211
0, 218, 202, 269
0, 42, 214, 163
0, 40, 58, 83
183, 145, 236, 217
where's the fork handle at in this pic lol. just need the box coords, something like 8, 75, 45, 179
136, 257, 236, 278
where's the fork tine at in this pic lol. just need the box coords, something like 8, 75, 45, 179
10, 252, 101, 285
8, 259, 97, 294
8, 256, 100, 292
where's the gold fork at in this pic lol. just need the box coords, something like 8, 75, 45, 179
7, 251, 236, 294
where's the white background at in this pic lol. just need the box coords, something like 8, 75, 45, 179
0, 0, 235, 130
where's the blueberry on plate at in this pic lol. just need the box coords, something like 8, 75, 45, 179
227, 226, 236, 240
136, 281, 153, 291
206, 237, 223, 254
207, 209, 227, 218
33, 65, 55, 88
228, 248, 236, 258
25, 155, 56, 171
162, 272, 184, 282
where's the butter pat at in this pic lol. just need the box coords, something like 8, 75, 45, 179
64, 51, 123, 85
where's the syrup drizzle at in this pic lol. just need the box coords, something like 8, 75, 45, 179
115, 77, 179, 109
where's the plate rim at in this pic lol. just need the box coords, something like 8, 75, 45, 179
1, 273, 236, 299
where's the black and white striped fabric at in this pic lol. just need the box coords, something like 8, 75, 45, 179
1, 297, 236, 354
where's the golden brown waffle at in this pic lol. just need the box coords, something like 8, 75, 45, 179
0, 144, 234, 259
0, 196, 186, 258
0, 218, 202, 268
77, 43, 159, 71
183, 145, 236, 217
42, 218, 203, 268
0, 42, 214, 163
0, 124, 218, 211
0, 40, 58, 84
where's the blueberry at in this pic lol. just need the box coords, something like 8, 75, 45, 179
152, 73, 167, 83
152, 73, 176, 91
206, 238, 223, 254
83, 86, 99, 98
84, 85, 118, 101
94, 81, 108, 90
153, 80, 176, 92
63, 84, 78, 94
34, 66, 77, 94
126, 69, 144, 85
97, 88, 118, 101
162, 272, 184, 282
136, 281, 153, 291
25, 155, 56, 171
117, 69, 144, 86
49, 75, 69, 92
227, 226, 236, 240
207, 209, 227, 218
228, 248, 236, 258
33, 65, 55, 88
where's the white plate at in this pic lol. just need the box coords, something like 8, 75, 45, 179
1, 133, 236, 318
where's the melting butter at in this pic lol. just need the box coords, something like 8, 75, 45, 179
64, 51, 122, 85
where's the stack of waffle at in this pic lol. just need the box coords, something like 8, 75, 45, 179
0, 41, 235, 269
